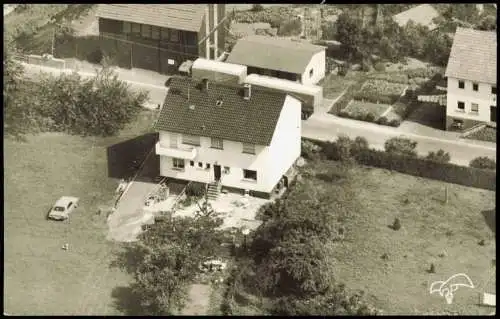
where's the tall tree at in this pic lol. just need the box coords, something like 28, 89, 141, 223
335, 12, 364, 60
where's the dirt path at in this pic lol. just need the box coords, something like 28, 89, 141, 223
180, 284, 212, 315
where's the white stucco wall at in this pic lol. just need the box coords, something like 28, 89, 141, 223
156, 95, 302, 194
301, 50, 326, 86
267, 95, 302, 190
446, 77, 497, 122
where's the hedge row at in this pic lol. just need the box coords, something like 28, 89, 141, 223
304, 138, 496, 191
338, 111, 401, 127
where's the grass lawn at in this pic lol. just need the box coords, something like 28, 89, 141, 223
305, 161, 496, 315
343, 100, 392, 119
4, 109, 158, 315
464, 126, 497, 143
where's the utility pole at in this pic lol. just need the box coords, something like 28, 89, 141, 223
205, 4, 210, 59
214, 4, 218, 59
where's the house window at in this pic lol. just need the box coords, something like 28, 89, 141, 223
242, 143, 256, 154
123, 22, 131, 34
206, 163, 211, 169
190, 161, 194, 166
471, 103, 479, 113
182, 134, 200, 146
457, 101, 465, 110
198, 162, 203, 168
243, 169, 257, 181
458, 80, 465, 89
172, 158, 185, 169
492, 86, 497, 95
211, 137, 223, 149
472, 83, 479, 91
151, 26, 160, 40
186, 32, 196, 45
170, 29, 179, 42
309, 69, 314, 78
223, 166, 230, 174
131, 23, 141, 35
161, 28, 170, 41
141, 24, 152, 38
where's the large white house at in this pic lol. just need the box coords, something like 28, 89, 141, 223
154, 76, 302, 198
226, 35, 326, 86
445, 27, 497, 131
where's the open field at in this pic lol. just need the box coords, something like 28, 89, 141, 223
306, 161, 496, 315
4, 110, 158, 315
464, 126, 497, 143
343, 100, 392, 119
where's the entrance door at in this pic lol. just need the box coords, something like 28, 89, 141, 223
213, 165, 221, 181
491, 106, 496, 122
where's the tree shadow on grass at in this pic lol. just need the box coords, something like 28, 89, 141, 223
481, 209, 495, 234
405, 102, 446, 130
106, 132, 159, 181
110, 243, 149, 315
111, 285, 146, 316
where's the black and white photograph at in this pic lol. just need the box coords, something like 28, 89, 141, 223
3, 3, 496, 316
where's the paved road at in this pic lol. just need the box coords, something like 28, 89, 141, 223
20, 62, 496, 167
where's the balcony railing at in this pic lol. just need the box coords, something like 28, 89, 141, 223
155, 142, 197, 160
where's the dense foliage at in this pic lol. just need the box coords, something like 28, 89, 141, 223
426, 149, 451, 163
4, 42, 148, 140
384, 137, 418, 157
118, 203, 226, 315
469, 157, 496, 170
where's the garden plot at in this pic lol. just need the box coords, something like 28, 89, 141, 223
359, 79, 408, 99
343, 100, 392, 120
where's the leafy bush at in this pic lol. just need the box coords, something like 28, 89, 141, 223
364, 113, 376, 122
301, 139, 322, 160
278, 19, 302, 36
426, 149, 451, 163
335, 135, 354, 163
373, 62, 386, 72
86, 49, 103, 64
388, 119, 401, 127
405, 67, 438, 79
185, 182, 206, 197
469, 157, 496, 170
351, 136, 369, 154
384, 137, 417, 157
377, 116, 389, 125
338, 110, 349, 118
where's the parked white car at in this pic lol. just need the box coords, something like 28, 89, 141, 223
48, 196, 80, 221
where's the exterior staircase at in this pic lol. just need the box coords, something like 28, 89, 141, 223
207, 181, 221, 201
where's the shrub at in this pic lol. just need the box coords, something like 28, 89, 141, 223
185, 182, 206, 197
87, 49, 103, 64
469, 157, 496, 170
388, 119, 401, 127
429, 263, 436, 273
373, 62, 386, 72
392, 218, 401, 230
405, 67, 438, 79
377, 116, 389, 125
301, 139, 322, 160
335, 135, 353, 163
426, 149, 451, 163
338, 110, 349, 118
351, 136, 369, 154
251, 4, 264, 12
384, 137, 418, 157
361, 58, 371, 72
278, 19, 302, 36
364, 113, 376, 122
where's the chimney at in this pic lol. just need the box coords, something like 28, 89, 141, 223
243, 83, 251, 100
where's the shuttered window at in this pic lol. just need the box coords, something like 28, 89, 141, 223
242, 143, 255, 154
131, 23, 141, 35
182, 134, 200, 146
141, 24, 152, 38
151, 26, 160, 40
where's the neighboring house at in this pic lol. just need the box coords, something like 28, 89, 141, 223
154, 77, 302, 198
445, 27, 497, 131
392, 4, 440, 31
226, 35, 326, 86
95, 4, 226, 74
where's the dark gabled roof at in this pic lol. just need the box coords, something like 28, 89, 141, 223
154, 77, 288, 146
95, 4, 206, 32
226, 35, 326, 74
445, 27, 497, 85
